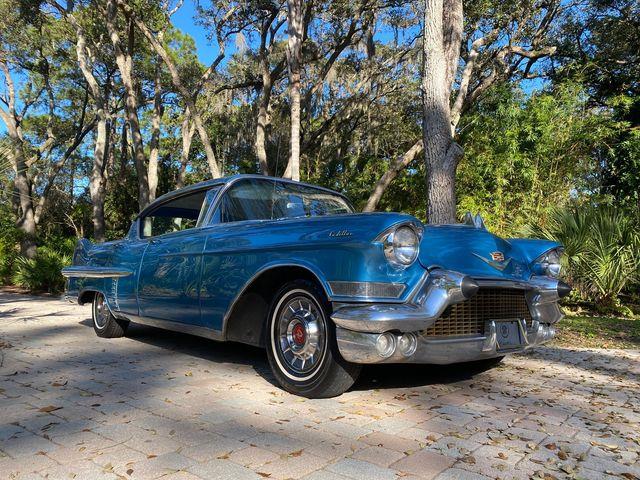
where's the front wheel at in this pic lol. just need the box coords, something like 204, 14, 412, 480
266, 280, 361, 398
92, 293, 128, 338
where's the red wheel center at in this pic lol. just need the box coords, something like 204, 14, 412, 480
292, 323, 306, 346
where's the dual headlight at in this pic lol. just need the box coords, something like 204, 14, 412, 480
378, 224, 421, 267
535, 248, 563, 278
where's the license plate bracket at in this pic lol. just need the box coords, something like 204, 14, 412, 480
495, 320, 523, 350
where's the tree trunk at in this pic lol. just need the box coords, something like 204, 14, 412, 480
255, 59, 272, 176
106, 0, 149, 210
364, 140, 423, 212
90, 115, 108, 242
177, 110, 196, 189
13, 144, 37, 258
284, 0, 303, 181
119, 3, 221, 179
422, 0, 463, 224
0, 60, 37, 258
148, 56, 163, 202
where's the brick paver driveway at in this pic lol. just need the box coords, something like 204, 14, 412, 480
1, 293, 639, 480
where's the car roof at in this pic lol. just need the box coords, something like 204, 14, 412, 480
138, 174, 349, 218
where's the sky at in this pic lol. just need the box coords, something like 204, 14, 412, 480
171, 2, 220, 66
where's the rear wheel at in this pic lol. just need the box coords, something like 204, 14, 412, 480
92, 293, 128, 338
266, 280, 361, 398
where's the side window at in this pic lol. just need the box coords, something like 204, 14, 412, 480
140, 188, 217, 238
217, 179, 353, 223
220, 179, 275, 223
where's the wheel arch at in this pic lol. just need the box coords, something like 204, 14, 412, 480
222, 263, 330, 347
78, 288, 118, 318
78, 288, 99, 305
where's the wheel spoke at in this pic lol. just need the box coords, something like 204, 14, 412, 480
275, 293, 327, 377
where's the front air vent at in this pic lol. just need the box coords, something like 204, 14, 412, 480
424, 288, 532, 337
328, 281, 406, 299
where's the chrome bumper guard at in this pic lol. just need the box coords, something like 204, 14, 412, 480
331, 269, 568, 365
336, 319, 556, 364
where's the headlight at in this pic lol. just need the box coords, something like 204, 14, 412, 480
382, 225, 420, 266
536, 248, 563, 277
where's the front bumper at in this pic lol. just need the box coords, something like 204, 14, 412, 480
331, 269, 568, 365
336, 320, 556, 364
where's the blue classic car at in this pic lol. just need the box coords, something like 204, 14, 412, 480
63, 175, 570, 398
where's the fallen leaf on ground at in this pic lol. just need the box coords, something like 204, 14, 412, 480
38, 405, 62, 413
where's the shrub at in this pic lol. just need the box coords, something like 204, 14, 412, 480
0, 216, 21, 285
529, 206, 640, 311
11, 247, 71, 294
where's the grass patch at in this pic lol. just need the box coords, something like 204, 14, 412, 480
553, 315, 640, 349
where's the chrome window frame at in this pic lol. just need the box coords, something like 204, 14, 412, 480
134, 186, 222, 240
206, 177, 355, 226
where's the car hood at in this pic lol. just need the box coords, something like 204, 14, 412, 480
418, 224, 533, 280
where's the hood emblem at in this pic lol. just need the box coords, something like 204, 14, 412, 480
473, 251, 511, 271
490, 251, 505, 262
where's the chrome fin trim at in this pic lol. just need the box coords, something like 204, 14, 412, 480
61, 266, 133, 278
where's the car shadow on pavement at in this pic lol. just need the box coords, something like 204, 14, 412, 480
78, 318, 639, 393
79, 319, 278, 383
78, 319, 498, 392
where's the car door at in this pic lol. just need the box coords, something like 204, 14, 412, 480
111, 223, 150, 318
137, 187, 218, 325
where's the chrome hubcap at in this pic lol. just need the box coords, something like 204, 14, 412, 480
94, 295, 109, 329
276, 295, 326, 377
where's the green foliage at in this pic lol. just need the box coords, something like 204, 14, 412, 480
457, 84, 615, 237
529, 206, 640, 310
11, 247, 71, 294
0, 203, 21, 284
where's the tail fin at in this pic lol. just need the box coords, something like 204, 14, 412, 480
72, 238, 93, 265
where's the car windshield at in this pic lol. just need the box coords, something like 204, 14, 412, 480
219, 179, 353, 223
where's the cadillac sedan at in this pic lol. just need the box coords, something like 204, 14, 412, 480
63, 175, 570, 398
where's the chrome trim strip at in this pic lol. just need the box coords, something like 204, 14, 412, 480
130, 315, 224, 341
61, 266, 132, 278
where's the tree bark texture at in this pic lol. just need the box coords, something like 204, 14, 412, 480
177, 109, 196, 189
422, 0, 464, 224
284, 0, 303, 181
255, 53, 273, 176
148, 54, 163, 203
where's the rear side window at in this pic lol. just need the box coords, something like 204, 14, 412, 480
219, 179, 353, 223
140, 188, 218, 238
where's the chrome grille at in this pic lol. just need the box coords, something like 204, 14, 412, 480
424, 288, 532, 337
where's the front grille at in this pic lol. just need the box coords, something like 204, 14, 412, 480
424, 288, 532, 337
